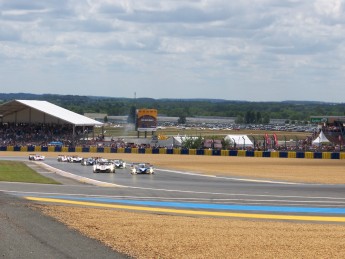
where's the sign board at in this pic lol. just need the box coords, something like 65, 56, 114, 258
136, 109, 157, 132
310, 117, 328, 123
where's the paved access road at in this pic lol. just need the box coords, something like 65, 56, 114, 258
0, 192, 129, 259
1, 156, 345, 223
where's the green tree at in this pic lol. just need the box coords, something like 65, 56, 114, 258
181, 136, 204, 149
235, 115, 244, 124
178, 115, 186, 125
256, 111, 262, 124
221, 138, 231, 150
263, 114, 270, 124
127, 106, 136, 123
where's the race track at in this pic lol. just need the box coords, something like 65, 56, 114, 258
1, 157, 345, 223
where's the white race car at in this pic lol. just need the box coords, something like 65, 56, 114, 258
28, 154, 45, 161
93, 161, 115, 173
131, 163, 154, 175
112, 159, 126, 169
57, 155, 68, 162
67, 156, 83, 163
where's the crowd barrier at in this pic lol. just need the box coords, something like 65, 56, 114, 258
1, 145, 345, 159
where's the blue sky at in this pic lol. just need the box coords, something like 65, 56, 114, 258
0, 0, 344, 102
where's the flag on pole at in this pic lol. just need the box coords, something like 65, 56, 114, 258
273, 133, 278, 146
265, 133, 270, 145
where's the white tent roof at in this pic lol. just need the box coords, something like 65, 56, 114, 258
170, 135, 199, 146
312, 131, 330, 144
0, 100, 103, 126
224, 134, 254, 147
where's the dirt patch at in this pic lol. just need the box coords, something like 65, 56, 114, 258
39, 205, 345, 259
3, 152, 345, 184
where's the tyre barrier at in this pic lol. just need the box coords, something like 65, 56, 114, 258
1, 145, 345, 159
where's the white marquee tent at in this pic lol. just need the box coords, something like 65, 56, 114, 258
224, 134, 254, 147
312, 131, 330, 145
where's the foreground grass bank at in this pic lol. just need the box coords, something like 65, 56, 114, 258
0, 161, 60, 184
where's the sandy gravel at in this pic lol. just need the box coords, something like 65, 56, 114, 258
3, 151, 345, 258
39, 206, 345, 259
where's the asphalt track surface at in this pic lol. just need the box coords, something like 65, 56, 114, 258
1, 156, 345, 223
0, 192, 129, 259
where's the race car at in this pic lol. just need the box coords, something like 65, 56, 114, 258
28, 154, 45, 161
93, 160, 115, 173
112, 159, 126, 169
57, 155, 68, 162
81, 157, 96, 166
67, 155, 83, 163
95, 157, 108, 164
131, 163, 154, 175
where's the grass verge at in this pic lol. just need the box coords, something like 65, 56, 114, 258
0, 161, 60, 184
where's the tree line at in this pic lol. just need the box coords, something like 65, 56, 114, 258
1, 93, 345, 123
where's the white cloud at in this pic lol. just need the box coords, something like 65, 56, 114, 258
314, 0, 343, 18
0, 0, 345, 101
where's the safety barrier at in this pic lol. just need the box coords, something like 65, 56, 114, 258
1, 145, 344, 159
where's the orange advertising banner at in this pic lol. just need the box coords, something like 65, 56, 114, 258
136, 109, 158, 132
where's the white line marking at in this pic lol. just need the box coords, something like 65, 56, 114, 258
37, 162, 125, 188
2, 162, 344, 207
2, 189, 345, 204
157, 168, 302, 185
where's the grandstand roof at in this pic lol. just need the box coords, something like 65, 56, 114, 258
0, 100, 103, 126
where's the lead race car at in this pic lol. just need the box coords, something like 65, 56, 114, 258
93, 160, 115, 173
28, 154, 45, 161
131, 163, 154, 175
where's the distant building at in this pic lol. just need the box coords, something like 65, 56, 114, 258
84, 113, 107, 122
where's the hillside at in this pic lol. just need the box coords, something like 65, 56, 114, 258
0, 93, 344, 121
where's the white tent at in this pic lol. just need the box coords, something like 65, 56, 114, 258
0, 100, 103, 126
312, 131, 330, 145
164, 135, 200, 147
224, 134, 254, 147
172, 135, 198, 147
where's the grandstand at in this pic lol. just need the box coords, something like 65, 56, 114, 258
0, 100, 103, 146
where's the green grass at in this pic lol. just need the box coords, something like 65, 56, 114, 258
0, 161, 60, 184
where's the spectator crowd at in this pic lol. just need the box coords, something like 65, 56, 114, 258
1, 122, 344, 152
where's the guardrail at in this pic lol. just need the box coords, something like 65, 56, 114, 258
1, 145, 344, 159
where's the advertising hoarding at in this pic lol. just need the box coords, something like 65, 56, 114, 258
136, 109, 157, 132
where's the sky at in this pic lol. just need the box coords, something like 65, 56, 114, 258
0, 0, 345, 102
